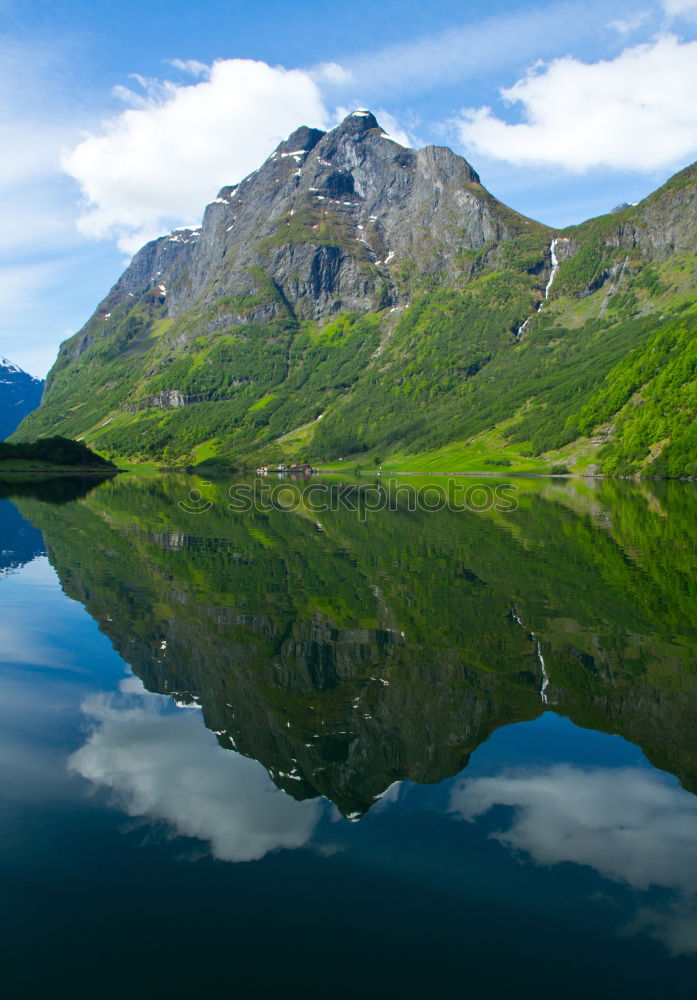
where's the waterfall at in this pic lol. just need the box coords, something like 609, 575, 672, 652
515, 237, 560, 339
536, 642, 550, 705
543, 238, 560, 301
511, 609, 550, 704
515, 317, 531, 341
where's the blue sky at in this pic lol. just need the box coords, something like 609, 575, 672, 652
2, 0, 697, 376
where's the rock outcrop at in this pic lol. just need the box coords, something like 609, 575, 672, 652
97, 110, 543, 324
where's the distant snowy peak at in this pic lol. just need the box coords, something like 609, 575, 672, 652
0, 357, 42, 383
0, 359, 45, 439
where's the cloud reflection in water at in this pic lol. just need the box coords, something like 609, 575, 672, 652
451, 764, 697, 955
70, 679, 323, 863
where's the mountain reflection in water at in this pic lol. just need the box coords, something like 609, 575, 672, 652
17, 474, 697, 812
4, 472, 697, 989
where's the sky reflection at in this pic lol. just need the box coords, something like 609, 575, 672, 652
451, 764, 697, 955
70, 682, 324, 863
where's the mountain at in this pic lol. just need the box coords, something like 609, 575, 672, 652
0, 358, 44, 440
13, 112, 697, 476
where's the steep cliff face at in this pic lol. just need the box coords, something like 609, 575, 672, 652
14, 112, 697, 476
555, 162, 697, 297
90, 111, 544, 329
603, 162, 697, 259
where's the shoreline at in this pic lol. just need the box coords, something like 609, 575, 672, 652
0, 464, 119, 479
190, 466, 697, 482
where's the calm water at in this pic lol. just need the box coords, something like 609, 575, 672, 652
1, 473, 697, 997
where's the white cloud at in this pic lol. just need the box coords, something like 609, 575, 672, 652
62, 58, 330, 254
610, 10, 651, 34
0, 618, 67, 668
118, 674, 148, 695
311, 61, 353, 87
456, 35, 697, 172
167, 58, 210, 78
451, 764, 697, 954
370, 109, 413, 148
70, 687, 323, 862
663, 0, 697, 16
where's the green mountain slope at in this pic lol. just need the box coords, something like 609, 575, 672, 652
14, 115, 697, 476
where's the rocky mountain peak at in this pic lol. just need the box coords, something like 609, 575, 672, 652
334, 109, 381, 135
276, 125, 325, 157
94, 106, 527, 327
